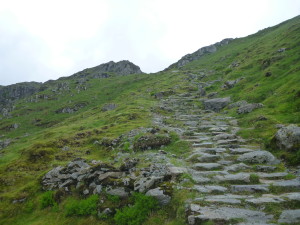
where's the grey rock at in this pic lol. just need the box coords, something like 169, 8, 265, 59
237, 150, 279, 165
255, 165, 276, 172
231, 184, 269, 193
106, 187, 129, 198
83, 189, 89, 195
278, 209, 300, 224
222, 78, 243, 89
102, 103, 117, 112
225, 163, 251, 172
0, 139, 11, 150
203, 97, 231, 112
237, 103, 263, 114
134, 176, 163, 193
207, 92, 218, 98
146, 187, 171, 206
93, 185, 102, 194
274, 124, 300, 151
168, 167, 188, 177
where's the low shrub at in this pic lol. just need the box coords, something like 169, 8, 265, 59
65, 195, 98, 216
40, 191, 56, 209
114, 192, 158, 225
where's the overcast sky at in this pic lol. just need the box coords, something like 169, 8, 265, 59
0, 0, 299, 85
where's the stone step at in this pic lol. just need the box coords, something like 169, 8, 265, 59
192, 163, 223, 171
224, 163, 251, 172
257, 172, 288, 180
192, 142, 214, 148
185, 137, 211, 143
245, 194, 285, 205
278, 209, 300, 224
194, 147, 226, 154
229, 148, 255, 154
193, 185, 228, 194
188, 205, 274, 225
231, 184, 269, 193
214, 173, 251, 184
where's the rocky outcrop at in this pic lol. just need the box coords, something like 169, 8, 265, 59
55, 103, 87, 114
167, 39, 233, 69
0, 82, 42, 108
222, 78, 243, 89
42, 158, 172, 205
203, 97, 231, 112
72, 60, 143, 79
133, 134, 171, 151
273, 125, 300, 151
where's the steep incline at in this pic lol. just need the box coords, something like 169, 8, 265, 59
154, 72, 300, 225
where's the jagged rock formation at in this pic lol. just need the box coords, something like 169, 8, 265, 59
71, 60, 143, 79
0, 82, 42, 108
167, 38, 233, 69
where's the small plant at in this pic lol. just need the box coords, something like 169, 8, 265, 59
106, 194, 121, 203
123, 141, 131, 152
249, 174, 260, 184
40, 191, 56, 209
283, 173, 296, 180
65, 195, 99, 216
114, 192, 158, 225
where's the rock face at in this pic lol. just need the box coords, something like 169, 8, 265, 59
0, 82, 42, 107
203, 97, 231, 112
274, 125, 300, 151
167, 38, 233, 69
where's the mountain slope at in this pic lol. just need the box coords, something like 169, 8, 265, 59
0, 15, 300, 225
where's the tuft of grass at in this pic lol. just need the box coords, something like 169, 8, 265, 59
65, 195, 99, 216
114, 192, 158, 225
40, 191, 57, 209
249, 174, 260, 184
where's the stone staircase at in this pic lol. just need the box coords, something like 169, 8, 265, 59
154, 89, 300, 225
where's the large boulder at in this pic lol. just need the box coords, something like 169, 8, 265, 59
237, 150, 279, 165
273, 125, 300, 151
237, 103, 263, 114
203, 97, 231, 112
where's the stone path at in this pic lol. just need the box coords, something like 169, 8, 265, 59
153, 89, 300, 224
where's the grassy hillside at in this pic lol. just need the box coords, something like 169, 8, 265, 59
0, 15, 300, 225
